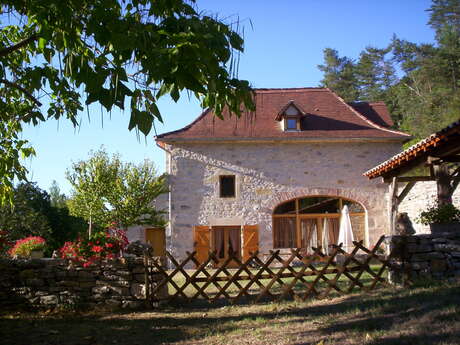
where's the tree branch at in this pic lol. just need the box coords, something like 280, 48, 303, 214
0, 34, 38, 57
0, 79, 42, 106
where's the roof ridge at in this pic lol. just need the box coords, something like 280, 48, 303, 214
255, 87, 327, 93
328, 88, 410, 137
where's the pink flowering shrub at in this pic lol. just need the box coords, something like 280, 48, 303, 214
60, 226, 128, 267
9, 236, 46, 258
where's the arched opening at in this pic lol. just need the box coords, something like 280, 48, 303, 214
272, 196, 366, 249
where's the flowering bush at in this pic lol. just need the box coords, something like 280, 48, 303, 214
60, 227, 128, 267
9, 236, 46, 258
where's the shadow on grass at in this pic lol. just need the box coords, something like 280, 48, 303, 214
1, 282, 459, 345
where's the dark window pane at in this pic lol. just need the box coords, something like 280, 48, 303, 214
298, 197, 339, 214
220, 175, 235, 198
286, 118, 297, 129
274, 200, 296, 214
273, 217, 296, 248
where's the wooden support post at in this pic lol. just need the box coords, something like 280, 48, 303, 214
433, 164, 453, 206
389, 177, 398, 235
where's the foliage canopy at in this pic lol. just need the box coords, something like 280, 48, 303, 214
318, 0, 460, 143
66, 149, 167, 235
0, 0, 254, 203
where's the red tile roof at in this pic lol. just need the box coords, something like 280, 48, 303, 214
364, 119, 460, 179
156, 88, 410, 143
348, 101, 394, 128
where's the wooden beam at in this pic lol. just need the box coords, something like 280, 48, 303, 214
440, 155, 460, 163
389, 177, 398, 235
396, 181, 416, 203
395, 176, 434, 182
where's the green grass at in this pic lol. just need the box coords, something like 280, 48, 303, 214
1, 280, 460, 345
166, 264, 386, 301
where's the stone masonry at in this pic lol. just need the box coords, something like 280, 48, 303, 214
163, 140, 402, 260
388, 230, 460, 283
0, 257, 167, 310
399, 181, 460, 234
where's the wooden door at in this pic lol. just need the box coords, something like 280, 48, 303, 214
242, 225, 259, 262
145, 227, 166, 256
194, 226, 211, 267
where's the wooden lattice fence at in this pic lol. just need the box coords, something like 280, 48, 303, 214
144, 236, 390, 304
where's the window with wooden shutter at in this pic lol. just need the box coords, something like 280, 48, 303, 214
242, 225, 259, 262
193, 226, 211, 267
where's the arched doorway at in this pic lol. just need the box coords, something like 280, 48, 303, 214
272, 196, 365, 250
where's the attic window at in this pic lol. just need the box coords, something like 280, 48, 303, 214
286, 118, 298, 130
219, 175, 235, 198
276, 102, 305, 131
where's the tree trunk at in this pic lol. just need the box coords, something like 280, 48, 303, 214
88, 214, 92, 238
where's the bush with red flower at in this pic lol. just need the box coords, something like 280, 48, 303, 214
9, 236, 46, 258
60, 226, 128, 267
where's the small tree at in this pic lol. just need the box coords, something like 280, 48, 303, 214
67, 149, 167, 236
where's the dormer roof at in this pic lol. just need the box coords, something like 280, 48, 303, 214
275, 100, 307, 121
156, 87, 411, 143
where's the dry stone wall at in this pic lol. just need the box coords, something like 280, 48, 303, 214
388, 230, 460, 283
0, 258, 166, 310
165, 141, 402, 259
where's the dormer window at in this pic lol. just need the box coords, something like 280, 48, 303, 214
275, 100, 306, 132
286, 117, 298, 130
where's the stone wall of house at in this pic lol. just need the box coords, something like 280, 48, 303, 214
387, 231, 460, 283
0, 258, 167, 310
126, 193, 169, 243
165, 141, 402, 259
398, 182, 460, 234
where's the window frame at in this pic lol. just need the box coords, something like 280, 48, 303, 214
272, 196, 365, 249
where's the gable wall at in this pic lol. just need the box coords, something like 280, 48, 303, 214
164, 141, 402, 259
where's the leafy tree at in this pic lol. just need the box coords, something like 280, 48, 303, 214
355, 46, 396, 103
317, 48, 359, 102
428, 0, 460, 37
49, 180, 67, 208
67, 149, 167, 236
0, 182, 86, 252
0, 182, 52, 241
318, 0, 460, 141
0, 0, 254, 204
66, 150, 120, 236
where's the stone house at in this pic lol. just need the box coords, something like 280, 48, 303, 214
150, 87, 410, 263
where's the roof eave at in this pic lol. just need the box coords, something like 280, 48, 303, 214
156, 136, 411, 145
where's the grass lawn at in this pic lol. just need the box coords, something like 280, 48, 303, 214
1, 280, 459, 345
167, 264, 386, 299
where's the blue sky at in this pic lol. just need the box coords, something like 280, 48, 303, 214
22, 0, 434, 195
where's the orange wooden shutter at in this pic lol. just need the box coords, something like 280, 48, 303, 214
193, 225, 211, 266
145, 227, 166, 256
242, 225, 259, 262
